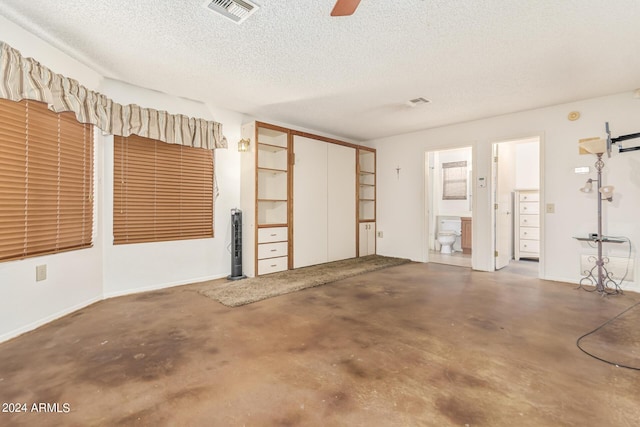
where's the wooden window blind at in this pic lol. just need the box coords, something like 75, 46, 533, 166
113, 135, 214, 244
442, 160, 468, 200
0, 98, 94, 262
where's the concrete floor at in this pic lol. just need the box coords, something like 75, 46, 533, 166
1, 262, 639, 426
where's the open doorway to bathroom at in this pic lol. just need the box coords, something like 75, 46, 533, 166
426, 147, 473, 268
491, 136, 541, 278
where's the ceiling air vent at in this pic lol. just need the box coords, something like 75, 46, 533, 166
204, 0, 259, 24
407, 97, 431, 107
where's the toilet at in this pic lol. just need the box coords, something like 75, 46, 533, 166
437, 218, 462, 254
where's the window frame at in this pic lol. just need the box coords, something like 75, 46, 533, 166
113, 134, 215, 245
442, 160, 468, 201
0, 98, 94, 262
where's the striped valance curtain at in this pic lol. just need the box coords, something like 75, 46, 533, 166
0, 41, 227, 150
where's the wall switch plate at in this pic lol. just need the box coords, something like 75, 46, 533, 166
546, 203, 555, 213
36, 264, 47, 281
377, 231, 383, 238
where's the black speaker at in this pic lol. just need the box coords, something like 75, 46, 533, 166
227, 208, 247, 280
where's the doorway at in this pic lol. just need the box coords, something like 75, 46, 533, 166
425, 147, 473, 268
491, 136, 541, 277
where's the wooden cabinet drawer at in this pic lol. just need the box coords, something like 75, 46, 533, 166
519, 202, 539, 215
519, 192, 539, 202
519, 227, 539, 240
258, 241, 288, 259
258, 227, 288, 243
519, 214, 539, 227
257, 256, 288, 275
519, 239, 539, 254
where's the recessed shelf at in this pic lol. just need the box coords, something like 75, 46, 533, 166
359, 183, 375, 187
258, 167, 287, 173
359, 170, 375, 175
258, 198, 287, 202
258, 142, 287, 152
258, 223, 288, 228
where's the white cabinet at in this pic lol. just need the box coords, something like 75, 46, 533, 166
293, 135, 356, 268
357, 148, 376, 256
241, 122, 290, 276
242, 122, 374, 274
359, 222, 376, 256
328, 143, 357, 262
293, 136, 328, 268
514, 190, 539, 260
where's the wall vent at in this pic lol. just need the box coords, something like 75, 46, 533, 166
203, 0, 259, 24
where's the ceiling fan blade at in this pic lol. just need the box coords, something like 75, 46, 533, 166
331, 0, 361, 16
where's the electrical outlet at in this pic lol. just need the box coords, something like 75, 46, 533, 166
546, 203, 555, 214
377, 231, 383, 238
36, 264, 47, 282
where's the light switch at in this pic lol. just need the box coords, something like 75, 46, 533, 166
546, 203, 555, 214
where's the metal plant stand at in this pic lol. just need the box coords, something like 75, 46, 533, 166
574, 153, 623, 295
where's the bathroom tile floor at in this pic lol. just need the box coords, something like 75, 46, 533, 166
429, 250, 472, 268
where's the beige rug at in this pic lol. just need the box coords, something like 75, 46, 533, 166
199, 255, 412, 307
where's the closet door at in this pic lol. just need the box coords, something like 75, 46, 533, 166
327, 143, 356, 262
293, 136, 328, 268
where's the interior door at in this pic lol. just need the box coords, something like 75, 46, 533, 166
293, 136, 328, 268
495, 143, 516, 270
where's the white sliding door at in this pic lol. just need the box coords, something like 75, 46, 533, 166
327, 144, 356, 261
293, 136, 328, 268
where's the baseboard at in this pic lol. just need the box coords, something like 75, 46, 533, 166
0, 295, 102, 344
0, 273, 229, 344
102, 273, 228, 299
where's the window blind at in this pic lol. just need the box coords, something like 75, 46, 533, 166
0, 98, 94, 262
113, 135, 214, 244
442, 160, 468, 200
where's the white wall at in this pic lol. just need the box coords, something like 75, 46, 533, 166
515, 140, 540, 189
0, 16, 104, 342
0, 18, 243, 341
369, 91, 640, 292
99, 79, 243, 297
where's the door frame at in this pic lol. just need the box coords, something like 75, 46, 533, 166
423, 145, 475, 266
489, 133, 545, 277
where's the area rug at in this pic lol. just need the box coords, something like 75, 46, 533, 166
198, 255, 412, 307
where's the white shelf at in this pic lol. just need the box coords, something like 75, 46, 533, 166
257, 127, 287, 148
257, 200, 288, 225
258, 142, 287, 152
357, 149, 376, 225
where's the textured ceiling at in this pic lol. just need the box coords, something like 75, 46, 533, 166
1, 0, 639, 141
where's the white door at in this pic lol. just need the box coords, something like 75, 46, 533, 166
494, 143, 516, 270
327, 144, 356, 262
293, 136, 328, 268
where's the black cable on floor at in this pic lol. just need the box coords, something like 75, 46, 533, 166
576, 300, 640, 371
